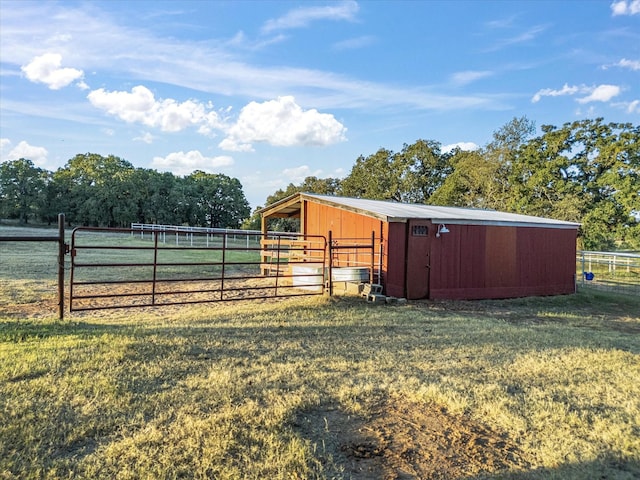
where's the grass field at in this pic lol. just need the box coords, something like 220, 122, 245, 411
1, 224, 640, 479
1, 287, 639, 479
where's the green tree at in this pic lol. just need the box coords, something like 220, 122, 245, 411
507, 123, 584, 220
130, 169, 181, 225
397, 139, 452, 203
340, 140, 450, 203
429, 149, 498, 208
0, 158, 47, 223
54, 153, 136, 226
507, 119, 639, 250
431, 117, 536, 210
183, 171, 250, 228
339, 148, 401, 200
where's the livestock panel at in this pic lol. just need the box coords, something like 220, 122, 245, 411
70, 227, 327, 311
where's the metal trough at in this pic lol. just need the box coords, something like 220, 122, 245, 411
331, 266, 370, 283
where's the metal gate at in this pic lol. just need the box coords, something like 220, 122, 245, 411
0, 213, 68, 319
69, 227, 327, 311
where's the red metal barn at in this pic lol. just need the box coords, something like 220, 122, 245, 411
260, 193, 580, 300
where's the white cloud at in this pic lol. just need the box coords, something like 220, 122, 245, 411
282, 165, 323, 184
332, 36, 375, 51
134, 132, 155, 144
611, 0, 640, 15
532, 83, 581, 103
2, 140, 49, 166
261, 0, 358, 33
87, 86, 223, 133
450, 71, 493, 86
575, 105, 597, 117
442, 142, 479, 154
486, 24, 549, 51
21, 53, 84, 90
615, 58, 640, 70
219, 96, 347, 152
532, 83, 621, 104
577, 84, 621, 103
626, 100, 640, 113
151, 150, 234, 176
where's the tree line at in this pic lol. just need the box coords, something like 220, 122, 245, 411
1, 117, 638, 250
0, 153, 250, 229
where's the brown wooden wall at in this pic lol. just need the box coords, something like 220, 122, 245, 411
428, 224, 577, 299
303, 200, 390, 274
303, 201, 384, 238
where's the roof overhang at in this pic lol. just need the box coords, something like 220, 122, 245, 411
257, 194, 303, 218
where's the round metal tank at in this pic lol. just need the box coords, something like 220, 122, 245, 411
291, 265, 324, 291
331, 267, 370, 283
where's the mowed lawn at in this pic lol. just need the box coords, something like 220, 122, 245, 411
1, 284, 639, 479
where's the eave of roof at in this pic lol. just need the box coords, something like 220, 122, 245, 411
260, 193, 581, 229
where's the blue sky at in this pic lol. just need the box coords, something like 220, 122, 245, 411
1, 0, 639, 209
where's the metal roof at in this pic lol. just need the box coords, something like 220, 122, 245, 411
261, 193, 580, 229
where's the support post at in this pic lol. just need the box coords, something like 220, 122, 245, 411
328, 230, 333, 296
57, 213, 65, 320
370, 230, 375, 285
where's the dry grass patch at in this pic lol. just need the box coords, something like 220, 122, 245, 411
1, 290, 639, 479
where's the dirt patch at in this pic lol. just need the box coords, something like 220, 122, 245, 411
293, 396, 530, 479
0, 297, 58, 319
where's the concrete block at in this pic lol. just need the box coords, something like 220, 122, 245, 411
367, 293, 387, 303
362, 283, 383, 297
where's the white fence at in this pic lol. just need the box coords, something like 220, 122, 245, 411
577, 250, 640, 295
130, 223, 264, 248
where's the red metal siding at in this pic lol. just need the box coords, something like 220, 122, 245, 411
485, 226, 518, 288
385, 222, 406, 298
429, 224, 577, 300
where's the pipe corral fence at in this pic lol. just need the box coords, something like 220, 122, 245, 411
12, 221, 639, 316
68, 225, 380, 312
577, 250, 640, 295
